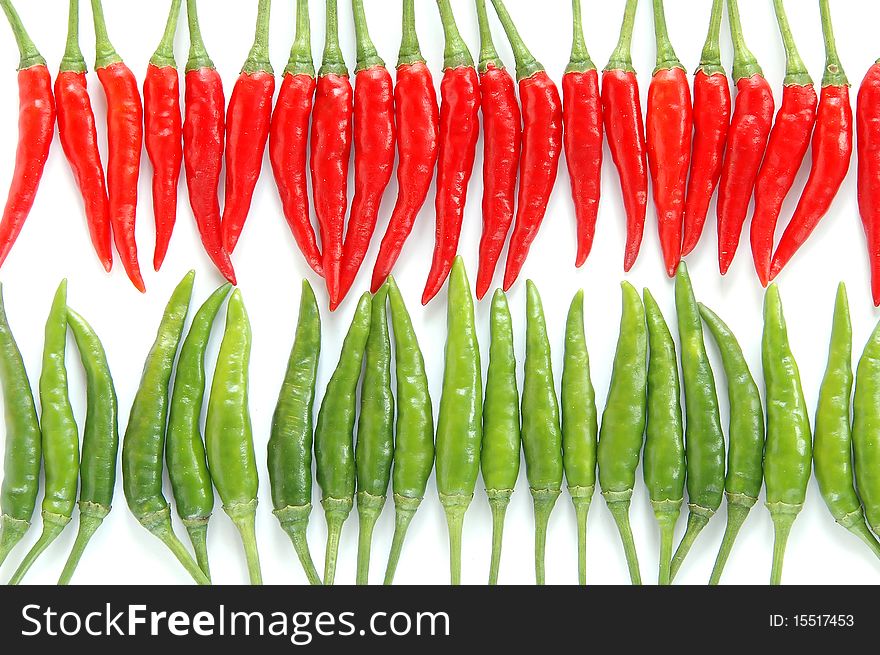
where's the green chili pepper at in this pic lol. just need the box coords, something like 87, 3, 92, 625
642, 288, 684, 586
206, 289, 262, 585
597, 281, 646, 586
699, 303, 766, 585
166, 283, 232, 581
122, 271, 209, 585
522, 281, 563, 585
383, 276, 434, 585
436, 257, 482, 586
0, 284, 41, 567
854, 318, 880, 540
481, 289, 520, 586
762, 284, 812, 585
355, 285, 395, 585
315, 292, 372, 585
9, 281, 79, 585
842, 286, 880, 555
268, 280, 323, 586
562, 290, 597, 586
670, 262, 725, 581
57, 309, 119, 585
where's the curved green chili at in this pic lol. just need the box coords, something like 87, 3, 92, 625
762, 284, 812, 585
121, 271, 208, 585
9, 281, 79, 585
481, 289, 520, 586
383, 276, 434, 585
355, 285, 395, 585
315, 292, 372, 585
57, 309, 119, 585
206, 289, 262, 585
643, 288, 684, 586
436, 257, 482, 586
522, 280, 563, 585
597, 281, 646, 585
0, 284, 41, 567
699, 303, 766, 585
166, 283, 232, 581
670, 262, 725, 581
855, 317, 880, 539
562, 289, 597, 586
268, 280, 323, 586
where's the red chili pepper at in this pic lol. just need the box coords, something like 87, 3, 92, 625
270, 0, 322, 276
646, 0, 691, 278
562, 0, 602, 270
474, 0, 520, 300
221, 0, 276, 255
311, 0, 353, 309
602, 0, 647, 272
144, 0, 183, 272
491, 0, 563, 292
334, 0, 396, 310
91, 0, 145, 292
681, 0, 729, 258
370, 0, 439, 294
749, 0, 816, 287
858, 61, 880, 306
0, 2, 54, 269
182, 0, 236, 284
55, 0, 112, 272
769, 0, 853, 281
421, 0, 480, 305
716, 0, 774, 276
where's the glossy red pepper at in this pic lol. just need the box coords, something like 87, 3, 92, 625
221, 0, 276, 255
91, 0, 145, 292
749, 0, 816, 286
311, 0, 353, 309
602, 0, 647, 272
716, 0, 774, 276
646, 0, 691, 278
370, 0, 439, 293
681, 0, 729, 258
857, 61, 880, 306
182, 0, 236, 284
422, 0, 480, 305
144, 0, 184, 272
474, 0, 521, 300
335, 0, 396, 310
491, 0, 563, 292
55, 0, 112, 272
270, 0, 322, 276
770, 0, 853, 281
562, 0, 602, 269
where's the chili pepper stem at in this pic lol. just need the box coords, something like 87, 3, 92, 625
61, 0, 87, 73
487, 491, 512, 585
0, 516, 29, 567
322, 497, 352, 585
571, 488, 593, 586
355, 491, 385, 585
532, 489, 560, 585
819, 0, 848, 87
768, 504, 799, 585
435, 0, 474, 70
488, 0, 543, 80
440, 493, 471, 585
475, 0, 504, 72
708, 500, 752, 585
151, 0, 183, 68
285, 0, 315, 76
185, 0, 213, 71
225, 501, 263, 585
398, 0, 424, 66
669, 508, 711, 581
653, 501, 681, 586
183, 519, 211, 582
566, 0, 594, 73
7, 512, 70, 585
275, 505, 323, 585
90, 0, 122, 69
605, 0, 638, 73
697, 0, 724, 75
383, 495, 420, 585
844, 517, 880, 560
651, 0, 681, 73
0, 0, 46, 69
605, 498, 641, 585
320, 0, 347, 76
138, 508, 211, 585
727, 0, 761, 81
771, 0, 811, 86
56, 502, 110, 585
243, 0, 274, 74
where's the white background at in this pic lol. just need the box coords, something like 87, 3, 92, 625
0, 0, 878, 586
